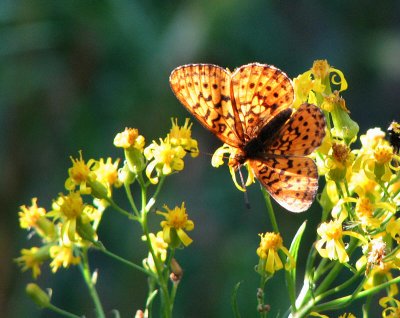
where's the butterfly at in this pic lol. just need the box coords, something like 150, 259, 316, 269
169, 63, 326, 212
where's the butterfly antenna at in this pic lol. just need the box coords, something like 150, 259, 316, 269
238, 166, 251, 209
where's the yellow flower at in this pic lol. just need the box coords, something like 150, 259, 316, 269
49, 192, 85, 243
168, 118, 199, 157
324, 143, 353, 182
49, 244, 81, 273
387, 218, 400, 243
114, 127, 145, 151
18, 198, 46, 229
380, 296, 400, 318
293, 71, 324, 108
18, 198, 55, 240
65, 151, 96, 194
315, 220, 366, 263
320, 91, 349, 113
144, 137, 186, 184
142, 232, 168, 272
256, 232, 294, 274
311, 60, 348, 92
354, 128, 398, 182
212, 143, 255, 191
157, 202, 194, 247
92, 158, 122, 197
15, 246, 50, 279
360, 128, 386, 150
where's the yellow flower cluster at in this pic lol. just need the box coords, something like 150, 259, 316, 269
295, 60, 400, 305
17, 119, 198, 281
16, 152, 123, 277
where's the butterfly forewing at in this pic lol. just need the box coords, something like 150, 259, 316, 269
169, 64, 241, 147
250, 156, 319, 212
231, 63, 294, 142
268, 103, 326, 156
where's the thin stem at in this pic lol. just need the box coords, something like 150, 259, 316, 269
46, 304, 82, 318
107, 197, 137, 219
151, 175, 166, 203
98, 246, 156, 278
80, 249, 105, 318
313, 275, 400, 312
139, 181, 171, 318
261, 187, 279, 233
314, 237, 358, 296
124, 182, 140, 217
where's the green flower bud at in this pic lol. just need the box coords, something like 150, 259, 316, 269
26, 283, 50, 308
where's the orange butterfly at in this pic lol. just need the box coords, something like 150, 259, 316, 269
169, 63, 326, 212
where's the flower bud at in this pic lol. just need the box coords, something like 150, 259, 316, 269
26, 283, 50, 308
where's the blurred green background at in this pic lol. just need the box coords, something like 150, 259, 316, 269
2, 1, 399, 317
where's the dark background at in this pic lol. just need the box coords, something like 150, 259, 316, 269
2, 1, 399, 317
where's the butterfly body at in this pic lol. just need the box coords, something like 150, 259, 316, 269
170, 63, 326, 212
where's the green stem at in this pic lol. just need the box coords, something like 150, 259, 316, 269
107, 197, 137, 220
314, 237, 358, 296
151, 175, 166, 203
98, 246, 156, 278
139, 182, 172, 318
124, 182, 140, 217
46, 304, 82, 318
315, 268, 364, 302
80, 249, 105, 318
261, 187, 279, 233
313, 275, 400, 312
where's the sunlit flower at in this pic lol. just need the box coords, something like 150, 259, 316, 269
19, 198, 46, 229
92, 157, 122, 198
380, 296, 400, 317
15, 246, 50, 279
324, 143, 353, 182
65, 151, 96, 194
114, 127, 145, 151
256, 232, 294, 274
49, 192, 93, 243
293, 71, 324, 108
144, 137, 186, 184
18, 198, 55, 240
49, 244, 81, 273
168, 118, 199, 157
315, 220, 366, 263
142, 231, 168, 272
353, 128, 398, 183
157, 202, 194, 247
311, 60, 348, 92
387, 218, 400, 243
212, 143, 255, 191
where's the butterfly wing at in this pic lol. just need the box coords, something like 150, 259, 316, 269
250, 156, 319, 212
267, 103, 326, 156
230, 63, 294, 142
169, 64, 243, 147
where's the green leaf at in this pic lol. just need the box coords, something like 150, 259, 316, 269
231, 281, 242, 318
286, 221, 307, 309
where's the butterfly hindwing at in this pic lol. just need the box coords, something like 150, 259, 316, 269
250, 156, 319, 212
169, 64, 242, 147
267, 103, 326, 156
